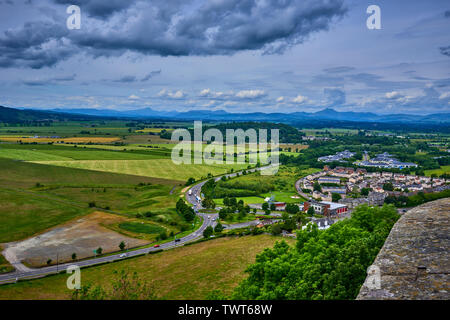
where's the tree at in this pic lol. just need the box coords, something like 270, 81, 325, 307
232, 205, 400, 300
307, 207, 315, 216
271, 224, 282, 235
270, 203, 276, 211
202, 198, 216, 209
262, 202, 269, 211
214, 222, 224, 233
218, 208, 228, 220
203, 226, 214, 238
96, 247, 103, 255
332, 193, 342, 202
285, 203, 299, 214
383, 182, 394, 191
72, 253, 77, 261
283, 219, 297, 232
360, 188, 370, 196
119, 241, 126, 251
159, 231, 168, 240
47, 259, 52, 265
185, 177, 196, 186
72, 269, 158, 300
313, 181, 322, 192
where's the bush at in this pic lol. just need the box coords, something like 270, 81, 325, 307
271, 224, 282, 235
233, 205, 399, 300
203, 226, 214, 238
159, 231, 168, 240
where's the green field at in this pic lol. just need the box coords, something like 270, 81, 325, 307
31, 159, 249, 181
0, 158, 185, 243
0, 144, 167, 161
424, 165, 450, 177
0, 235, 294, 299
118, 222, 166, 234
261, 191, 306, 203
214, 196, 266, 206
0, 188, 87, 243
211, 166, 316, 203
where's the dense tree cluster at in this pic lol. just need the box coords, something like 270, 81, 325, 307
187, 122, 305, 143
232, 205, 399, 300
176, 198, 195, 222
385, 189, 450, 208
218, 197, 251, 221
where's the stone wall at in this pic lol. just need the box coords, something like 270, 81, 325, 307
357, 198, 449, 300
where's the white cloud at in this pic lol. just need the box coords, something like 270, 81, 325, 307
128, 94, 140, 100
385, 91, 403, 99
292, 94, 308, 104
276, 96, 284, 102
235, 90, 266, 99
158, 89, 187, 99
439, 92, 450, 100
199, 88, 228, 98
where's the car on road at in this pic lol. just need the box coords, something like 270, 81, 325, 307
119, 253, 127, 258
175, 238, 181, 243
153, 244, 160, 248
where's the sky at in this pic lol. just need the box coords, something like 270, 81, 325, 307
0, 0, 449, 115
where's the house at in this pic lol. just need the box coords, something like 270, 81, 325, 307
273, 202, 286, 211
256, 219, 274, 228
304, 200, 348, 217
356, 168, 367, 175
322, 186, 347, 194
318, 176, 341, 184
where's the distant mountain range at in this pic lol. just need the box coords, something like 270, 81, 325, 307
49, 106, 450, 124
0, 105, 97, 123
1, 105, 449, 124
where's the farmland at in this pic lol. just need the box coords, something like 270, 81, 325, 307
0, 235, 294, 299
0, 158, 186, 244
0, 122, 259, 273
31, 159, 249, 181
210, 166, 317, 205
424, 165, 450, 177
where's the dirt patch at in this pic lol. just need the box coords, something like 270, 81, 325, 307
3, 211, 148, 267
181, 186, 189, 194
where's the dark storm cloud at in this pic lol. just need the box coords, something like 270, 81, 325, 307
22, 73, 76, 86
113, 76, 137, 83
0, 21, 73, 68
170, 0, 348, 55
141, 70, 162, 81
324, 88, 345, 106
323, 66, 355, 73
445, 10, 450, 18
0, 0, 347, 69
440, 46, 450, 57
52, 0, 134, 18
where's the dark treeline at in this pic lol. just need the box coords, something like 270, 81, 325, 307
185, 122, 305, 143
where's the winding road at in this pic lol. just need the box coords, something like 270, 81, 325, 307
0, 165, 275, 285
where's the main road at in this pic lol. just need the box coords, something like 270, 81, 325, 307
0, 165, 275, 285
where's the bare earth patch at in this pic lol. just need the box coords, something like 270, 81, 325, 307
3, 211, 148, 267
